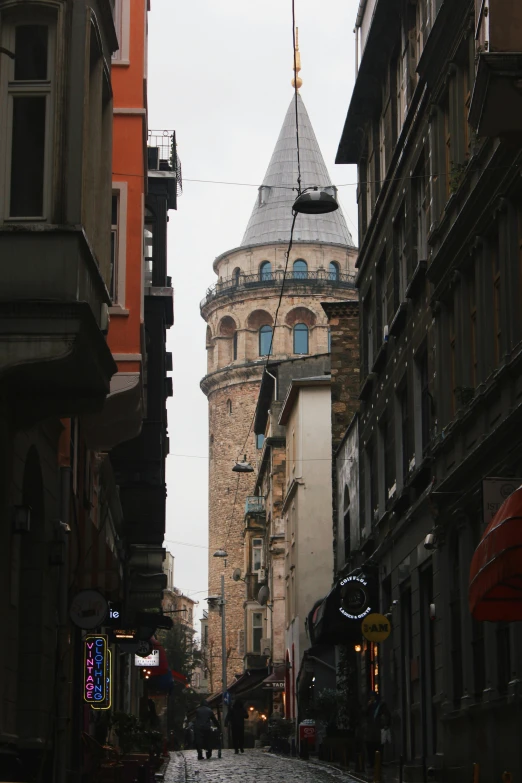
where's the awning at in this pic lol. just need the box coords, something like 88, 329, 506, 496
469, 485, 522, 621
206, 668, 269, 709
261, 664, 286, 690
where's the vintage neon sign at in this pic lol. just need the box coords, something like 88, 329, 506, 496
83, 635, 109, 704
338, 575, 372, 620
92, 649, 112, 711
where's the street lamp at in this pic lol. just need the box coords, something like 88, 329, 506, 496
232, 455, 254, 473
212, 549, 228, 745
292, 186, 339, 215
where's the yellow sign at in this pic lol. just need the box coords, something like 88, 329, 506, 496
361, 613, 391, 642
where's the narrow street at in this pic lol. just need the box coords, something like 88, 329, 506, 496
166, 750, 359, 783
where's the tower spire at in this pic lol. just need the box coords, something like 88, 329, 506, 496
291, 27, 302, 91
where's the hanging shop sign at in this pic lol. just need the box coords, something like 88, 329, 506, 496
134, 649, 160, 668
262, 680, 285, 691
111, 629, 137, 641
105, 602, 123, 626
135, 640, 152, 657
92, 649, 112, 711
70, 590, 108, 630
83, 635, 111, 706
361, 613, 392, 642
339, 575, 372, 620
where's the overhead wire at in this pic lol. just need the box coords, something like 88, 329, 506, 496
219, 0, 303, 552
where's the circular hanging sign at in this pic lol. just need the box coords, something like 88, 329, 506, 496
69, 589, 108, 630
361, 613, 392, 642
339, 575, 372, 620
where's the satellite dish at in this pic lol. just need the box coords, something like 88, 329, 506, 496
232, 568, 242, 582
258, 585, 270, 606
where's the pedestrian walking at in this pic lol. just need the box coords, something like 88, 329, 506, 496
225, 699, 249, 754
364, 691, 390, 770
194, 699, 220, 760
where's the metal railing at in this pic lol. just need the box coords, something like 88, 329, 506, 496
245, 496, 266, 515
147, 130, 183, 195
201, 268, 356, 309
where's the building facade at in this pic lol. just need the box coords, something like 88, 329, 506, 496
337, 0, 522, 780
201, 91, 357, 694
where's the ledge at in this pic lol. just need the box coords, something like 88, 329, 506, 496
389, 301, 409, 338
406, 259, 427, 300
358, 372, 377, 401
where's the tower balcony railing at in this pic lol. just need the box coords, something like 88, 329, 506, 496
200, 267, 356, 309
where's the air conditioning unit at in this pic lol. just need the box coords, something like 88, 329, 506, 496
258, 568, 267, 583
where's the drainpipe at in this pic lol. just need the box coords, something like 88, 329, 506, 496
53, 422, 72, 783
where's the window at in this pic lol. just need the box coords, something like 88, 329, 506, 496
469, 263, 477, 386
259, 325, 272, 356
376, 250, 387, 344
234, 268, 241, 286
293, 259, 308, 279
252, 612, 263, 653
413, 154, 429, 264
443, 92, 452, 200
449, 303, 456, 416
293, 323, 308, 354
260, 261, 272, 281
363, 291, 374, 373
396, 46, 407, 137
144, 214, 154, 286
227, 399, 232, 415
417, 349, 431, 455
233, 331, 238, 360
327, 327, 331, 353
3, 21, 55, 219
343, 486, 351, 562
110, 194, 119, 301
491, 232, 501, 365
252, 538, 263, 572
110, 183, 127, 306
399, 383, 410, 481
329, 261, 339, 281
367, 439, 378, 521
112, 0, 130, 63
256, 433, 265, 450
382, 414, 395, 501
394, 206, 407, 305
450, 539, 463, 706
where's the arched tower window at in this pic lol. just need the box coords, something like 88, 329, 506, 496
227, 399, 232, 415
329, 261, 340, 281
327, 327, 332, 353
233, 267, 241, 285
259, 325, 273, 356
260, 261, 272, 281
293, 259, 308, 279
293, 323, 308, 354
233, 331, 238, 360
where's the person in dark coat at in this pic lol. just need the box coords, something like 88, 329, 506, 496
225, 699, 249, 754
194, 700, 220, 760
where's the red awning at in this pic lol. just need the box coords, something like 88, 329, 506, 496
469, 485, 522, 621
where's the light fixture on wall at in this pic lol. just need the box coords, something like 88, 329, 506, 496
354, 644, 362, 653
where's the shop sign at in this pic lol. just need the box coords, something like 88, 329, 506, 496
83, 635, 110, 705
339, 575, 371, 620
482, 478, 522, 526
361, 613, 391, 642
262, 681, 285, 691
70, 590, 108, 630
111, 629, 137, 640
92, 649, 112, 711
134, 649, 160, 667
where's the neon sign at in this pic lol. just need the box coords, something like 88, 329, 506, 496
84, 635, 111, 707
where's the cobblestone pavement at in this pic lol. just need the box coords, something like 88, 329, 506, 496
165, 749, 359, 783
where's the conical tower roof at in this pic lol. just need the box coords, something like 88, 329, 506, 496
241, 94, 354, 248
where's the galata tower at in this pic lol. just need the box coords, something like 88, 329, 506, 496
200, 90, 357, 693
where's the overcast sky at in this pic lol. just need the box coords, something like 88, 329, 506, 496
147, 1, 359, 624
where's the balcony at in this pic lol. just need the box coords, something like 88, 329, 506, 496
147, 130, 182, 211
245, 496, 266, 515
200, 268, 356, 311
469, 1, 522, 140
